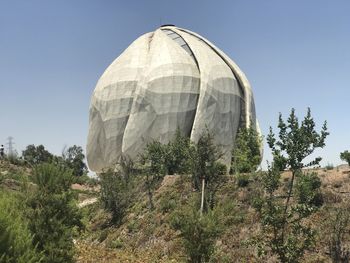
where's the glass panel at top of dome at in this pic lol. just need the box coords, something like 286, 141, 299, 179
161, 29, 195, 62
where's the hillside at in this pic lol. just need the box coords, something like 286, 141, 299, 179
1, 160, 350, 262
76, 165, 350, 263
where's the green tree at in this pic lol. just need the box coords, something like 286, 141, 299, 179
254, 108, 329, 263
340, 150, 350, 166
22, 145, 53, 165
140, 141, 167, 209
62, 145, 87, 177
99, 169, 132, 224
190, 130, 226, 212
164, 128, 192, 175
27, 163, 83, 263
0, 192, 42, 263
231, 125, 262, 174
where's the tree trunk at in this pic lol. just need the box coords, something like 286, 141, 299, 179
200, 178, 205, 216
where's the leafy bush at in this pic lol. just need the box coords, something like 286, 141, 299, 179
27, 163, 83, 263
0, 192, 42, 263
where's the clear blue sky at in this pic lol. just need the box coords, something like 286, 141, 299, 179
1, 0, 349, 170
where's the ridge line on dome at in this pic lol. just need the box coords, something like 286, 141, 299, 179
175, 27, 250, 129
160, 28, 202, 137
160, 28, 200, 71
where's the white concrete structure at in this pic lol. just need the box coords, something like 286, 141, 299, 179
87, 25, 260, 172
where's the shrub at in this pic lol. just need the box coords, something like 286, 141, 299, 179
99, 169, 131, 224
340, 150, 350, 166
326, 206, 350, 262
22, 145, 53, 165
236, 173, 250, 188
254, 108, 329, 262
231, 125, 262, 174
27, 163, 83, 263
190, 130, 226, 211
324, 163, 334, 171
170, 199, 222, 263
62, 145, 88, 177
140, 141, 167, 209
0, 192, 42, 263
164, 128, 192, 175
295, 172, 323, 207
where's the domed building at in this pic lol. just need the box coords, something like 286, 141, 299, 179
87, 25, 260, 172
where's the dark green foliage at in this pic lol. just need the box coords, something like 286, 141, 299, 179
254, 108, 329, 263
27, 163, 83, 263
0, 192, 42, 263
22, 145, 53, 165
340, 150, 350, 166
62, 145, 88, 177
170, 199, 222, 263
164, 128, 192, 175
190, 130, 226, 210
231, 125, 261, 174
99, 169, 131, 224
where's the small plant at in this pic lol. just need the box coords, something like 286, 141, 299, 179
99, 169, 131, 224
236, 173, 250, 188
340, 150, 350, 166
170, 198, 222, 263
140, 141, 167, 209
0, 192, 43, 263
164, 128, 192, 175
